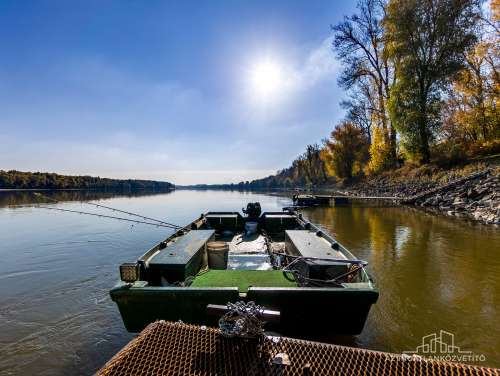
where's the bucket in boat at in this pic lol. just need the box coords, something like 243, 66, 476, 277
245, 221, 259, 236
207, 241, 229, 269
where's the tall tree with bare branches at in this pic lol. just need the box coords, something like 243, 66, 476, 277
332, 0, 397, 167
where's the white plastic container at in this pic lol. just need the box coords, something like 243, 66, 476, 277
207, 241, 229, 269
245, 221, 259, 236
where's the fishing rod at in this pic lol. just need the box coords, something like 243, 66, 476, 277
33, 192, 182, 229
82, 202, 181, 229
36, 206, 179, 229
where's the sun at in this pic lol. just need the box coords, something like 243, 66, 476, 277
249, 60, 283, 99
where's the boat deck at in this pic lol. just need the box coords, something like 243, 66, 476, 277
96, 321, 499, 376
190, 270, 297, 292
190, 233, 295, 292
224, 233, 274, 271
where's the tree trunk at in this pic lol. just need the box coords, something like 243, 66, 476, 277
377, 87, 389, 140
418, 88, 430, 164
418, 115, 430, 164
390, 124, 397, 163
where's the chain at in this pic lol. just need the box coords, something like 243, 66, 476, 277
219, 301, 265, 338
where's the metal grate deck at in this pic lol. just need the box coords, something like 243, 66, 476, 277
96, 321, 499, 376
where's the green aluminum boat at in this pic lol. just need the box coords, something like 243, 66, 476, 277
110, 203, 378, 335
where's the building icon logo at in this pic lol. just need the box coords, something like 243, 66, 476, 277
403, 330, 485, 363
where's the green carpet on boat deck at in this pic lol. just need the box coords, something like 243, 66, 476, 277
190, 270, 297, 292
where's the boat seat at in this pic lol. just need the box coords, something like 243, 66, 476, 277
148, 230, 215, 283
285, 230, 350, 278
205, 213, 240, 232
262, 213, 298, 233
285, 230, 348, 260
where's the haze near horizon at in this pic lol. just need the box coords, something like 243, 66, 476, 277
0, 1, 356, 185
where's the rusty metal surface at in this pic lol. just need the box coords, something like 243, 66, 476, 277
96, 321, 499, 376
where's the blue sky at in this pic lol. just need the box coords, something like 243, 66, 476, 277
0, 0, 357, 185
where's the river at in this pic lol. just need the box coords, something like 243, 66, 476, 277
0, 190, 498, 374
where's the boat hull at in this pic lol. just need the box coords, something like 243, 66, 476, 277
110, 284, 378, 335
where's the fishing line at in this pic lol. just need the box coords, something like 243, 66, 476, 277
83, 202, 182, 229
36, 206, 179, 229
33, 192, 182, 229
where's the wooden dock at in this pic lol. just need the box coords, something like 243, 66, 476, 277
293, 194, 400, 206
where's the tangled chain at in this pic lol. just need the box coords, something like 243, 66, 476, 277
219, 301, 265, 338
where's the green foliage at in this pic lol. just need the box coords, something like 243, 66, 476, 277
388, 77, 442, 161
385, 0, 481, 163
0, 170, 174, 191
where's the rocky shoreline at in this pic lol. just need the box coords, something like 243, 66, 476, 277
413, 171, 499, 224
338, 162, 500, 225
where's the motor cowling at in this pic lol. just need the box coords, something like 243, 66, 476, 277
242, 202, 262, 219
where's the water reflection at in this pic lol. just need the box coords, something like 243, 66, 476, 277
0, 189, 174, 208
0, 190, 292, 375
0, 192, 498, 374
303, 206, 500, 366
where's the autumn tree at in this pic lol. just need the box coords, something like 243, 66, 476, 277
323, 122, 370, 179
333, 0, 397, 165
441, 0, 499, 152
295, 144, 329, 186
385, 0, 481, 163
341, 84, 374, 142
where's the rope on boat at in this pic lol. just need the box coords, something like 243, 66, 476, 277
280, 255, 367, 288
271, 252, 368, 265
33, 192, 182, 229
36, 206, 179, 229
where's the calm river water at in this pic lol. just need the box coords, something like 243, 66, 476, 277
0, 190, 499, 375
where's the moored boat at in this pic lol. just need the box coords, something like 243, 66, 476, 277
110, 203, 378, 335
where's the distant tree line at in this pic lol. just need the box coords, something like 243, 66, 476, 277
0, 170, 175, 191
237, 0, 499, 189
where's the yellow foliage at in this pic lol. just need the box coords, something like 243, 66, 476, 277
492, 0, 500, 23
443, 34, 500, 150
319, 148, 336, 177
367, 126, 393, 174
323, 122, 369, 179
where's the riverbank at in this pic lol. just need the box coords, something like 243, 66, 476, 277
336, 159, 500, 225
0, 170, 175, 191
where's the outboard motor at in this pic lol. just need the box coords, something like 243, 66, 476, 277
242, 202, 261, 220
242, 202, 261, 236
